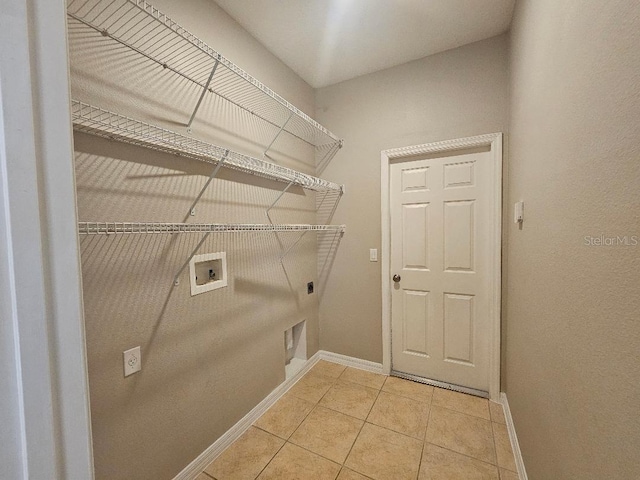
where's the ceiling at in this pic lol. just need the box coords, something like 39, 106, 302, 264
213, 0, 516, 88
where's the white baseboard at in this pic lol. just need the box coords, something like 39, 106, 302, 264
172, 351, 322, 480
172, 350, 384, 480
317, 350, 384, 374
500, 392, 528, 480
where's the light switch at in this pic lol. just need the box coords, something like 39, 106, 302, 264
369, 248, 378, 262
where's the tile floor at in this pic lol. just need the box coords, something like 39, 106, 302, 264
199, 360, 519, 480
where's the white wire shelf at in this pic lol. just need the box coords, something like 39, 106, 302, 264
72, 101, 343, 193
78, 222, 346, 235
67, 0, 343, 154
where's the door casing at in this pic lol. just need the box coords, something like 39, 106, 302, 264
381, 133, 503, 401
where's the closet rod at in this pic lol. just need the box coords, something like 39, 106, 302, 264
78, 222, 346, 235
67, 0, 342, 151
71, 101, 343, 194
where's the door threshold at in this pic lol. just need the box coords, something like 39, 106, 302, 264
391, 370, 489, 399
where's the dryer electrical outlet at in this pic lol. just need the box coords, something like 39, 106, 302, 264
189, 252, 227, 296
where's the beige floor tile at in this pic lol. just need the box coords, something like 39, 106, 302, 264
319, 380, 379, 420
432, 388, 490, 420
345, 423, 422, 480
337, 467, 372, 480
253, 394, 314, 439
382, 376, 433, 403
204, 427, 284, 480
426, 406, 496, 464
290, 406, 363, 463
492, 422, 517, 472
419, 443, 499, 479
489, 402, 506, 424
195, 473, 214, 480
257, 442, 340, 480
287, 372, 336, 404
366, 391, 430, 439
500, 468, 519, 480
339, 367, 387, 390
310, 360, 347, 379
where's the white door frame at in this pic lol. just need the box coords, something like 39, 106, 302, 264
0, 0, 94, 477
381, 133, 503, 400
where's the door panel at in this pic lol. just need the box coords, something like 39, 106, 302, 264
443, 293, 475, 365
401, 167, 430, 192
402, 290, 430, 357
444, 200, 475, 272
444, 161, 475, 188
390, 150, 493, 392
402, 203, 430, 270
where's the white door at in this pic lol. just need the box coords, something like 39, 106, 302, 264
390, 149, 494, 392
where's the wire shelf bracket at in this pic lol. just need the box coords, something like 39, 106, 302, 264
185, 150, 228, 219
279, 231, 307, 263
186, 55, 220, 132
173, 232, 211, 286
264, 112, 293, 158
265, 181, 294, 224
67, 0, 344, 163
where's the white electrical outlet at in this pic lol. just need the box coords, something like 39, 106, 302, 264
123, 346, 141, 377
369, 248, 378, 262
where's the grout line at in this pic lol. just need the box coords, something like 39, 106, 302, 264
251, 424, 288, 442
491, 421, 500, 468
252, 391, 320, 480
363, 393, 430, 442
252, 439, 287, 479
424, 390, 501, 469
415, 437, 426, 480
339, 384, 384, 475
286, 402, 319, 441
429, 402, 492, 421
338, 466, 375, 480
492, 421, 518, 473
423, 440, 500, 468
381, 377, 434, 404
415, 391, 436, 479
283, 440, 343, 469
284, 371, 335, 441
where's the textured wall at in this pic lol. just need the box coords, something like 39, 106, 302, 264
68, 0, 330, 478
314, 35, 510, 363
507, 1, 640, 478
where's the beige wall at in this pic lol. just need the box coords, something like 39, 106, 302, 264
506, 1, 640, 479
69, 1, 323, 478
314, 35, 510, 362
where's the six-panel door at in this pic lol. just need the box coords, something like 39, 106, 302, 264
390, 149, 492, 392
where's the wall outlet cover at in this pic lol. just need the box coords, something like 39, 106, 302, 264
307, 282, 314, 294
123, 346, 141, 377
